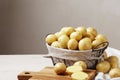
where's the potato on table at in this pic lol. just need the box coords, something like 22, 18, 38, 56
106, 56, 119, 68
109, 68, 120, 78
96, 61, 110, 73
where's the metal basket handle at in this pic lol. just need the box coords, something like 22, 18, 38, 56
91, 41, 109, 60
92, 41, 109, 52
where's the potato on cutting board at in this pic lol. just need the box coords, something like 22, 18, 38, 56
73, 61, 87, 70
54, 63, 66, 75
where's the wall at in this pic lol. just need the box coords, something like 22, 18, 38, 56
0, 0, 120, 54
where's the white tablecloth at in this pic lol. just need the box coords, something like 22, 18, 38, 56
0, 47, 120, 80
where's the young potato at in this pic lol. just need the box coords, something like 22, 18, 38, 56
75, 27, 87, 36
95, 34, 108, 42
71, 71, 88, 80
58, 35, 69, 49
73, 61, 87, 70
78, 38, 92, 50
70, 31, 82, 41
45, 34, 57, 45
106, 56, 119, 68
68, 39, 78, 50
66, 65, 83, 75
54, 63, 66, 75
51, 41, 61, 48
87, 27, 98, 37
96, 61, 111, 73
55, 31, 66, 38
60, 27, 67, 32
83, 37, 92, 42
61, 27, 75, 36
84, 32, 95, 41
92, 39, 103, 48
109, 68, 120, 78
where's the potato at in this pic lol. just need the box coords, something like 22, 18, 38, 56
55, 31, 66, 38
92, 39, 103, 48
51, 41, 61, 48
107, 56, 118, 62
78, 38, 92, 50
95, 34, 108, 42
106, 56, 119, 68
87, 27, 98, 37
68, 39, 78, 50
61, 27, 75, 36
58, 35, 69, 49
60, 27, 67, 32
54, 63, 66, 75
66, 65, 83, 75
54, 32, 59, 38
84, 32, 95, 41
75, 27, 87, 36
70, 31, 82, 41
71, 71, 88, 80
109, 68, 120, 78
96, 61, 111, 73
45, 34, 57, 45
73, 61, 87, 70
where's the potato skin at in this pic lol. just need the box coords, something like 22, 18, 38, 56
78, 38, 92, 50
68, 39, 78, 50
70, 32, 82, 41
87, 27, 98, 37
95, 34, 108, 42
73, 61, 87, 70
106, 56, 119, 68
92, 39, 103, 48
51, 41, 61, 48
109, 68, 120, 78
45, 34, 57, 45
54, 63, 66, 75
96, 61, 110, 73
58, 35, 69, 49
75, 27, 87, 36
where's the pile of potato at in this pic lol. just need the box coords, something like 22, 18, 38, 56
96, 53, 120, 78
45, 27, 108, 50
54, 55, 120, 79
54, 61, 88, 80
46, 27, 120, 79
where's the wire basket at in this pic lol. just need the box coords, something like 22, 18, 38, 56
45, 42, 109, 69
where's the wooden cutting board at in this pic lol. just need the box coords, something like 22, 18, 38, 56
18, 67, 96, 80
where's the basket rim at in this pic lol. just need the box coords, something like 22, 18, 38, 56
46, 43, 92, 52
46, 41, 109, 53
